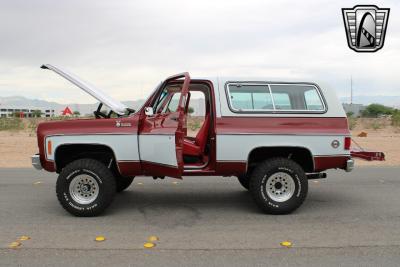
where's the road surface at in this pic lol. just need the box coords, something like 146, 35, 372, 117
0, 167, 400, 266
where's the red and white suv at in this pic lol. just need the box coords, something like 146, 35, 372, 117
32, 64, 384, 216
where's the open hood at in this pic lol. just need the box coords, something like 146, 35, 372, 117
41, 64, 128, 115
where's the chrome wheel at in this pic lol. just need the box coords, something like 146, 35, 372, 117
69, 174, 99, 205
265, 172, 295, 202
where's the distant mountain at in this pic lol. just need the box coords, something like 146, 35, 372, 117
0, 96, 145, 116
340, 95, 400, 108
0, 96, 61, 109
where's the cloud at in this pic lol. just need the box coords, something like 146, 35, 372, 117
0, 0, 399, 104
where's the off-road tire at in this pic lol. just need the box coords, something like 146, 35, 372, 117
249, 158, 308, 214
237, 174, 250, 190
116, 176, 134, 192
56, 158, 116, 217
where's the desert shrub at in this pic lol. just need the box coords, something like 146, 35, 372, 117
392, 112, 400, 127
347, 116, 357, 130
27, 118, 40, 136
49, 116, 70, 121
361, 104, 393, 117
370, 120, 382, 130
0, 118, 24, 131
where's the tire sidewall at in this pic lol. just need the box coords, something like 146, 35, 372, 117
56, 159, 116, 216
250, 159, 308, 214
260, 166, 304, 210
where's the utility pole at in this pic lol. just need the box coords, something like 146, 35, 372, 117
350, 75, 353, 105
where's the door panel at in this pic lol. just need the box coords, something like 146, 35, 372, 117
139, 73, 190, 178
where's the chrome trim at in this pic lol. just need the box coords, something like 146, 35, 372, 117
31, 154, 42, 170
346, 158, 354, 172
184, 161, 209, 170
217, 133, 351, 136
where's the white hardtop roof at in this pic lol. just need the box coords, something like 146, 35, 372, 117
41, 64, 128, 115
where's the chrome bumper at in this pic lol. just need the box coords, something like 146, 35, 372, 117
32, 154, 42, 170
346, 158, 354, 172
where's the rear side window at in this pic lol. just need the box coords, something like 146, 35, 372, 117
228, 85, 273, 111
226, 83, 326, 113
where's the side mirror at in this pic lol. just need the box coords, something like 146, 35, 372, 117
144, 107, 154, 116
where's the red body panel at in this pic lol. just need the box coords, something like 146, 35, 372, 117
216, 117, 350, 135
37, 115, 140, 173
314, 156, 350, 172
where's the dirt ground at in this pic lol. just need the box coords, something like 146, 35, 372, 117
0, 118, 398, 168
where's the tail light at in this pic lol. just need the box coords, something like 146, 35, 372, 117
344, 137, 351, 150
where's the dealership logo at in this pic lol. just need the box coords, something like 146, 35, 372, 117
342, 5, 390, 52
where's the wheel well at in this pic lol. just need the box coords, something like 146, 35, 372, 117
54, 144, 119, 175
247, 147, 314, 174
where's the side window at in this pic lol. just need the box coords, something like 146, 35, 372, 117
304, 89, 324, 110
228, 84, 273, 111
153, 85, 182, 114
272, 93, 292, 110
153, 88, 169, 113
269, 84, 324, 111
187, 91, 206, 138
227, 83, 325, 113
163, 92, 181, 113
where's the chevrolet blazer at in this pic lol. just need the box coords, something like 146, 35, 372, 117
32, 64, 384, 216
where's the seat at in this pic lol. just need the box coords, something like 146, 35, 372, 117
183, 114, 210, 157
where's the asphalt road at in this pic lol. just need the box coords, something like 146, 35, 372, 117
0, 167, 400, 266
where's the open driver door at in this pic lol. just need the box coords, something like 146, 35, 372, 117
138, 73, 190, 178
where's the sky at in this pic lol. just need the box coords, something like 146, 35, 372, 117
0, 0, 399, 104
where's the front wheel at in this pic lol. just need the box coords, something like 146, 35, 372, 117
249, 158, 308, 214
116, 176, 134, 192
56, 158, 116, 217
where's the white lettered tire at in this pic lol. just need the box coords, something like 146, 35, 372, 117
249, 158, 308, 214
56, 158, 116, 217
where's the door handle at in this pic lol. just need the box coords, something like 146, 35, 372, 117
171, 117, 179, 121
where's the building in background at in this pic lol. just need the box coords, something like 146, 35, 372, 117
342, 103, 365, 117
0, 107, 55, 118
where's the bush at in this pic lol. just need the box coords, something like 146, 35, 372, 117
348, 117, 357, 130
28, 118, 40, 136
361, 104, 393, 118
0, 118, 24, 131
371, 121, 381, 130
392, 112, 400, 127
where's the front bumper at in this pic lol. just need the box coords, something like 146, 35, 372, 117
32, 154, 42, 170
346, 158, 354, 172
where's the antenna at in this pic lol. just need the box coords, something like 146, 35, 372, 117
350, 75, 353, 105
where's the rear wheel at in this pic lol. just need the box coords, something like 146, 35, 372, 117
56, 158, 116, 217
249, 158, 308, 214
237, 174, 250, 190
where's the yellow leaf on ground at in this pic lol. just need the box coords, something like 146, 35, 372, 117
19, 236, 31, 241
95, 236, 106, 242
280, 241, 292, 247
143, 242, 155, 248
